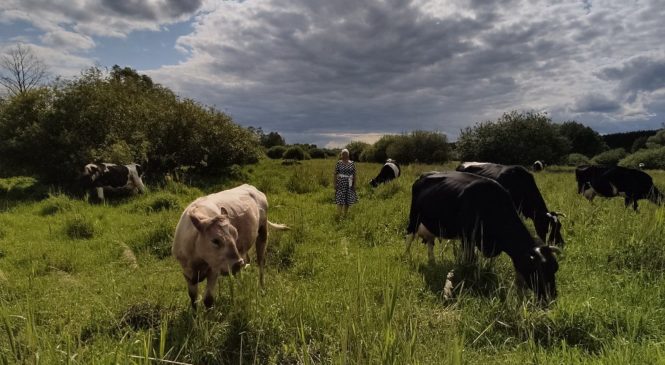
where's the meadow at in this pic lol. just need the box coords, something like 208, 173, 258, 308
2, 159, 665, 364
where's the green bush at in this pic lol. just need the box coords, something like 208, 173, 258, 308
266, 145, 287, 159
308, 148, 326, 159
0, 66, 261, 185
559, 121, 607, 157
282, 146, 309, 160
457, 111, 570, 165
344, 141, 371, 161
619, 146, 665, 169
566, 153, 591, 166
591, 148, 627, 166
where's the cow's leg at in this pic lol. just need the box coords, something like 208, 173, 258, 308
185, 276, 198, 310
633, 199, 639, 211
426, 239, 435, 263
256, 224, 268, 287
96, 187, 104, 201
203, 271, 220, 309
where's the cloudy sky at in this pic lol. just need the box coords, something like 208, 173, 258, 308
1, 0, 664, 147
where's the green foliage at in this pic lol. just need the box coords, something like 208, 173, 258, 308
0, 66, 261, 185
591, 148, 627, 166
619, 146, 665, 169
645, 129, 665, 149
631, 135, 649, 152
359, 132, 449, 164
344, 141, 371, 161
603, 130, 658, 150
266, 145, 287, 159
283, 146, 310, 160
457, 111, 570, 165
308, 148, 326, 159
559, 121, 607, 157
566, 153, 591, 166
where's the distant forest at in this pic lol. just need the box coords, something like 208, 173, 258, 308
602, 130, 659, 151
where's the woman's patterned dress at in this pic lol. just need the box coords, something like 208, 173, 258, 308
335, 160, 358, 205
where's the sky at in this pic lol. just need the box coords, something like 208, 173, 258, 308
1, 0, 664, 147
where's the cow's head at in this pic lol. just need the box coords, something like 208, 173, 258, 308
369, 178, 379, 188
189, 207, 245, 276
514, 245, 560, 303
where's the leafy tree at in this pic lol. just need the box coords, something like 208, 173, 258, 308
457, 111, 570, 165
603, 130, 658, 150
0, 66, 261, 184
558, 121, 607, 157
631, 135, 649, 152
591, 148, 627, 166
344, 141, 371, 161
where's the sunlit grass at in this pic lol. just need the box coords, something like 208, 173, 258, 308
1, 159, 665, 363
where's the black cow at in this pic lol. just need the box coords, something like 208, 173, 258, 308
582, 166, 664, 210
82, 163, 146, 201
405, 171, 560, 302
456, 162, 564, 246
575, 165, 611, 194
370, 159, 400, 187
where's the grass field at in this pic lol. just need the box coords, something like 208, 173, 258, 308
2, 159, 665, 364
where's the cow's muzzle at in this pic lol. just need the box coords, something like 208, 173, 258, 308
231, 259, 245, 275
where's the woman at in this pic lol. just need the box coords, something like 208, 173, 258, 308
334, 149, 358, 215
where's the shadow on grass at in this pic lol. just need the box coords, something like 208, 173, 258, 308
418, 259, 500, 301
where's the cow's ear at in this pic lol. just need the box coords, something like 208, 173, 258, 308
219, 207, 229, 218
189, 209, 210, 232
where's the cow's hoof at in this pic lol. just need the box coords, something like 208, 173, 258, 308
203, 296, 214, 309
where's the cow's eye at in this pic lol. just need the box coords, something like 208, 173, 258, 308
211, 239, 222, 246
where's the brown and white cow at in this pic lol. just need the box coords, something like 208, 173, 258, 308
172, 184, 289, 309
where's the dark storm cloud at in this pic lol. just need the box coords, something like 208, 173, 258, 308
100, 0, 203, 20
572, 94, 622, 113
599, 57, 665, 100
143, 0, 665, 145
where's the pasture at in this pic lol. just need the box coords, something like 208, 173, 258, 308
2, 159, 665, 364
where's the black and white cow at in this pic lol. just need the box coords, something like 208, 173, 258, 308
456, 162, 564, 246
370, 159, 400, 187
532, 160, 544, 172
574, 165, 612, 195
405, 171, 560, 302
82, 163, 146, 201
581, 166, 664, 210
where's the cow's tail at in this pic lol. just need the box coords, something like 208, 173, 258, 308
650, 185, 665, 205
268, 221, 290, 230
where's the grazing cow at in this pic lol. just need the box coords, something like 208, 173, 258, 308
405, 171, 560, 302
574, 165, 611, 194
581, 166, 664, 211
370, 159, 401, 187
456, 162, 564, 246
82, 163, 145, 201
172, 184, 289, 309
532, 160, 544, 172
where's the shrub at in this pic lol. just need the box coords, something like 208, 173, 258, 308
566, 153, 591, 166
65, 215, 95, 239
266, 145, 287, 159
457, 111, 570, 165
0, 66, 262, 185
591, 148, 627, 166
282, 146, 309, 160
344, 141, 371, 161
619, 146, 665, 169
309, 148, 326, 159
558, 121, 607, 157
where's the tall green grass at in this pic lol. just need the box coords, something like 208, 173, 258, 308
1, 160, 665, 363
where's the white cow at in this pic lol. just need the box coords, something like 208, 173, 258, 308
172, 184, 289, 309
